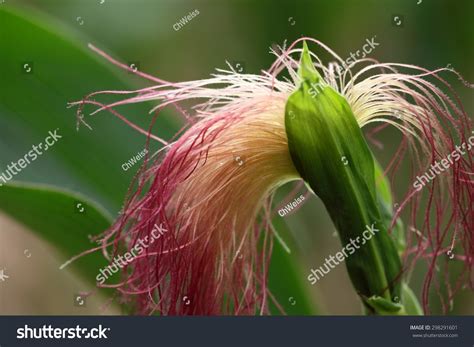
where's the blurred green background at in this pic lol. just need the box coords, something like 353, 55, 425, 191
0, 0, 472, 315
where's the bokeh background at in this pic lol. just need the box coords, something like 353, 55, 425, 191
0, 0, 472, 315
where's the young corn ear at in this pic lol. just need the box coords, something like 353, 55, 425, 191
285, 43, 418, 314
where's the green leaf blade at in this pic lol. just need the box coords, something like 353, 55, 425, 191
0, 182, 112, 287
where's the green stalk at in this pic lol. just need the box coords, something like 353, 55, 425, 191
285, 43, 421, 315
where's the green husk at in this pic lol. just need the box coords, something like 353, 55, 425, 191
284, 42, 421, 314
375, 161, 406, 257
